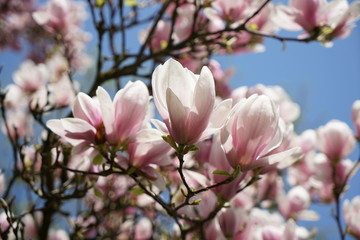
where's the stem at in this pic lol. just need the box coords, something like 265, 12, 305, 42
176, 150, 193, 196
334, 194, 346, 240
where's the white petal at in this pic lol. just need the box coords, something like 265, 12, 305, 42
96, 86, 117, 143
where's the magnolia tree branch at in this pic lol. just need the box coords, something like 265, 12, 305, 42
85, 0, 319, 97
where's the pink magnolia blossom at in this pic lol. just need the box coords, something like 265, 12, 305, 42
0, 0, 35, 50
209, 0, 261, 27
221, 94, 299, 171
3, 84, 28, 110
308, 153, 356, 203
13, 60, 48, 93
241, 208, 311, 240
121, 128, 172, 180
152, 58, 232, 145
287, 130, 318, 187
232, 84, 301, 124
46, 91, 103, 150
343, 196, 360, 238
2, 110, 33, 140
32, 0, 91, 70
352, 99, 360, 139
217, 206, 247, 238
255, 172, 283, 204
317, 120, 355, 161
48, 74, 76, 107
172, 3, 196, 42
47, 54, 69, 81
277, 186, 315, 220
139, 20, 171, 52
204, 133, 247, 201
32, 0, 86, 34
275, 0, 360, 43
96, 81, 150, 145
47, 81, 149, 151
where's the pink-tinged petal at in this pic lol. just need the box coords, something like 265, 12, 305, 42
192, 66, 215, 116
220, 130, 239, 169
113, 81, 149, 140
350, 1, 360, 20
343, 196, 360, 238
47, 119, 91, 146
259, 147, 301, 167
283, 219, 297, 240
323, 0, 349, 25
72, 92, 101, 126
47, 119, 66, 137
96, 86, 117, 144
233, 95, 279, 167
60, 118, 96, 143
151, 65, 169, 120
352, 100, 360, 138
138, 166, 158, 180
290, 0, 323, 31
152, 59, 196, 118
71, 142, 93, 156
272, 5, 303, 31
317, 120, 355, 160
150, 119, 169, 135
128, 128, 171, 168
184, 170, 209, 188
148, 171, 167, 192
32, 11, 50, 25
259, 125, 283, 157
208, 99, 233, 129
200, 99, 233, 141
185, 67, 216, 143
134, 128, 165, 142
166, 88, 187, 144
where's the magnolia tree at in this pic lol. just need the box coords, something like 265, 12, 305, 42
0, 0, 360, 239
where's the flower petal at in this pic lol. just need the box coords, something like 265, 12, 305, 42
96, 86, 117, 144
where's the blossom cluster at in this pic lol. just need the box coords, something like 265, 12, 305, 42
0, 0, 359, 239
142, 0, 360, 72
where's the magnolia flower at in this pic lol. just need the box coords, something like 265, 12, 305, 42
343, 196, 360, 238
221, 94, 299, 171
275, 0, 360, 44
240, 208, 312, 240
47, 90, 103, 151
32, 0, 87, 33
47, 81, 149, 152
121, 128, 171, 180
352, 100, 360, 139
231, 84, 301, 124
2, 110, 33, 140
139, 20, 171, 52
151, 58, 232, 145
217, 206, 247, 238
277, 186, 317, 220
317, 120, 355, 161
13, 60, 48, 93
